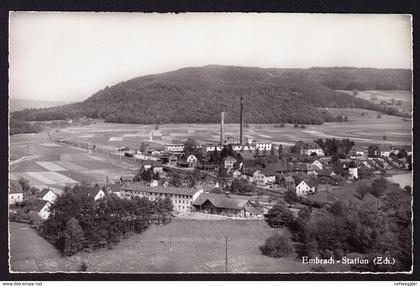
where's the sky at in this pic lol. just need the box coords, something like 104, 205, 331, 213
9, 12, 412, 102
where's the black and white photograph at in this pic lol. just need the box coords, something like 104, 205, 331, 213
7, 12, 413, 274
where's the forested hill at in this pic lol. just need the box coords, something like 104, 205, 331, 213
12, 65, 412, 125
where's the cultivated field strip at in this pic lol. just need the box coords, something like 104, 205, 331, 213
54, 161, 87, 171
36, 161, 68, 172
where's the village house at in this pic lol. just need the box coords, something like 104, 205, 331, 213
187, 154, 198, 168
36, 188, 58, 204
279, 176, 296, 191
192, 192, 263, 218
252, 169, 276, 186
300, 142, 324, 156
78, 186, 106, 201
9, 181, 24, 205
29, 200, 51, 220
375, 145, 392, 157
149, 180, 159, 187
119, 183, 200, 212
232, 170, 242, 179
350, 146, 367, 158
348, 167, 358, 180
223, 156, 237, 170
311, 159, 323, 171
295, 180, 316, 196
317, 169, 337, 178
202, 144, 223, 154
152, 161, 164, 173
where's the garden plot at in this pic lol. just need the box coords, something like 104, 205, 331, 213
36, 161, 67, 172
26, 172, 79, 185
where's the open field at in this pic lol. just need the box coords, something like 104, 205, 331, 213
50, 107, 411, 150
338, 90, 412, 114
9, 132, 139, 188
9, 219, 350, 273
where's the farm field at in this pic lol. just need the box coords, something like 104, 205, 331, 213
9, 219, 350, 273
51, 107, 412, 151
9, 132, 139, 189
338, 90, 412, 114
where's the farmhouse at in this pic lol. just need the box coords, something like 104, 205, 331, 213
9, 181, 23, 205
252, 169, 276, 186
279, 176, 296, 191
119, 183, 200, 212
36, 188, 58, 204
266, 159, 289, 174
192, 192, 263, 218
29, 200, 51, 220
300, 142, 324, 156
317, 169, 336, 177
78, 186, 106, 201
295, 180, 316, 196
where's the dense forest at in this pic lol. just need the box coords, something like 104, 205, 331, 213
11, 65, 412, 125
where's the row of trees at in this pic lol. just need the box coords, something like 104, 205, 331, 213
261, 178, 412, 272
39, 185, 173, 256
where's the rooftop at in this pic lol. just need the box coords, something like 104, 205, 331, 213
120, 184, 199, 197
9, 181, 23, 194
30, 200, 50, 212
192, 192, 249, 210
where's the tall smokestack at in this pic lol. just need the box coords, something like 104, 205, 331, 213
220, 112, 225, 145
240, 97, 244, 145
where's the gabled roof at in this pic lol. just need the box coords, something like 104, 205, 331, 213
302, 142, 322, 150
244, 205, 264, 215
9, 181, 23, 194
77, 186, 103, 198
192, 192, 249, 210
318, 169, 335, 176
30, 200, 50, 212
297, 180, 316, 188
36, 188, 54, 198
290, 163, 311, 171
281, 176, 295, 183
120, 184, 199, 197
260, 168, 277, 177
238, 151, 255, 161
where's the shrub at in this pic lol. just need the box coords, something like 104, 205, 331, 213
80, 262, 88, 272
265, 202, 295, 228
259, 233, 293, 258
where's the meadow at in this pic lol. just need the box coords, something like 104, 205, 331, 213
9, 219, 349, 273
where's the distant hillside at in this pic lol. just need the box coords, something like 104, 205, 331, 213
11, 65, 411, 125
9, 98, 73, 112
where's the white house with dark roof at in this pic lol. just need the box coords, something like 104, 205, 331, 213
36, 188, 58, 204
375, 145, 392, 157
30, 200, 51, 220
9, 181, 24, 205
300, 142, 324, 156
119, 183, 200, 212
295, 180, 316, 196
192, 192, 263, 218
252, 169, 276, 186
78, 186, 106, 201
223, 156, 237, 170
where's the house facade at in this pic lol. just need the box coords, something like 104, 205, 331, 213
187, 155, 198, 167
119, 184, 200, 212
9, 181, 24, 205
36, 189, 58, 204
300, 142, 324, 156
30, 200, 51, 220
223, 156, 237, 170
255, 142, 272, 151
252, 169, 276, 186
166, 144, 185, 153
295, 181, 316, 196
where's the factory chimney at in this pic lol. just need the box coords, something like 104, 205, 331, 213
220, 112, 225, 145
240, 97, 244, 145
